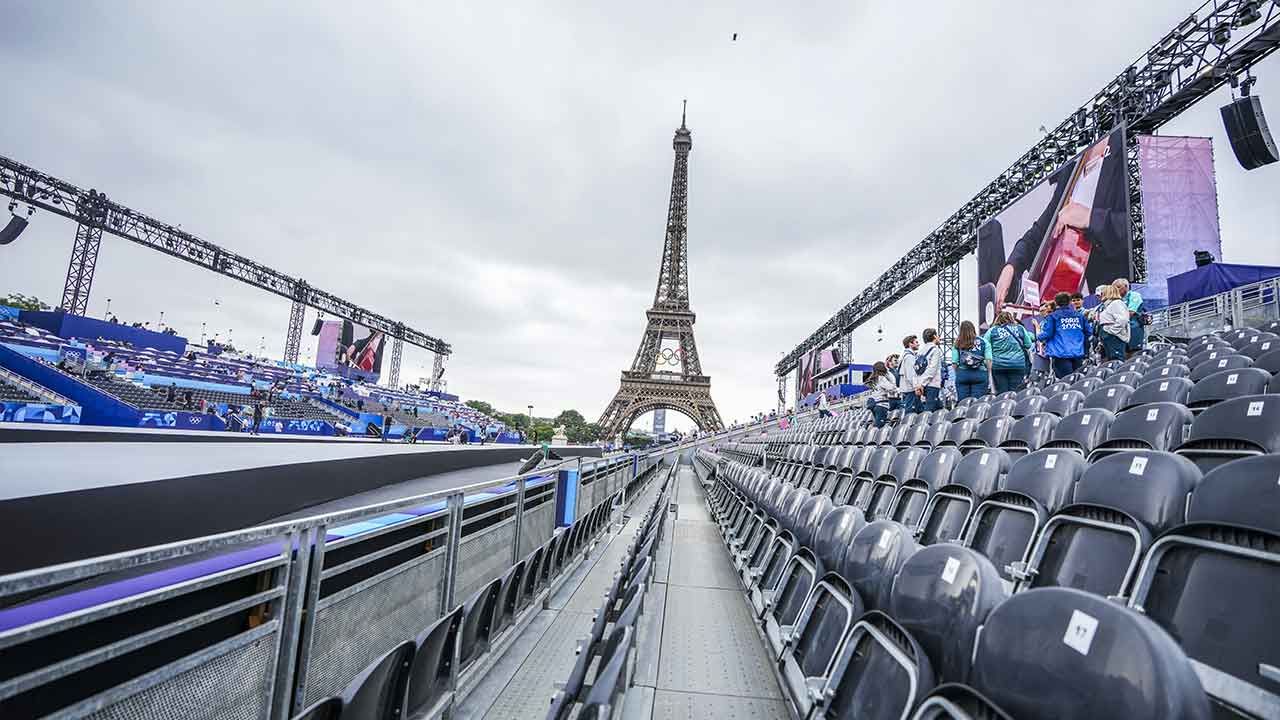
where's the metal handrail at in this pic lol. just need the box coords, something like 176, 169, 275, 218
0, 449, 650, 720
0, 365, 76, 407
1148, 276, 1280, 337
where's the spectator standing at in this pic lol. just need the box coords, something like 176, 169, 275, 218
914, 328, 944, 412
1115, 278, 1145, 355
1095, 284, 1131, 361
817, 391, 831, 418
251, 402, 263, 435
1037, 292, 1092, 378
166, 382, 177, 403
381, 414, 392, 442
898, 336, 920, 414
885, 354, 901, 386
865, 361, 900, 428
950, 321, 988, 401
983, 311, 1035, 393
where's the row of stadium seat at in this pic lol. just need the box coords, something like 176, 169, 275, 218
545, 468, 672, 719
291, 494, 621, 720
699, 430, 1278, 718
758, 329, 1280, 454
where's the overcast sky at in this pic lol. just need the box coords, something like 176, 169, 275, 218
2, 2, 1279, 432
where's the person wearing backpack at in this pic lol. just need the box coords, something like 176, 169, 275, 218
950, 321, 988, 401
914, 328, 944, 412
898, 336, 920, 414
983, 311, 1035, 393
1037, 291, 1093, 378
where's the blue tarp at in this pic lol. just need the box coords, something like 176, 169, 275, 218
1167, 262, 1280, 305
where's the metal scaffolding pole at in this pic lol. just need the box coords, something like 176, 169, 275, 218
937, 261, 960, 345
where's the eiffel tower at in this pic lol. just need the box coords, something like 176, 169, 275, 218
598, 103, 724, 438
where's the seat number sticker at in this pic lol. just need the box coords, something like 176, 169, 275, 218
1248, 401, 1264, 417
1219, 359, 1229, 367
1264, 342, 1273, 351
1045, 454, 1058, 469
1160, 381, 1170, 391
1146, 408, 1159, 421
1081, 414, 1091, 425
1063, 609, 1099, 656
1129, 456, 1147, 476
941, 557, 960, 584
1227, 374, 1239, 385
1032, 417, 1041, 426
1107, 388, 1116, 397
980, 453, 989, 465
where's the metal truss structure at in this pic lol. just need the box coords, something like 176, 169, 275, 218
936, 262, 961, 346
599, 106, 725, 437
0, 155, 451, 368
778, 0, 1280, 377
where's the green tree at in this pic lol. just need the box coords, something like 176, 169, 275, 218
1, 293, 50, 311
565, 422, 603, 444
624, 432, 653, 449
465, 399, 495, 416
554, 409, 586, 428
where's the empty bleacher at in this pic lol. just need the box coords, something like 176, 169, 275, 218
0, 376, 39, 403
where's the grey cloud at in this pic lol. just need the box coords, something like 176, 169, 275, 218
2, 2, 1278, 427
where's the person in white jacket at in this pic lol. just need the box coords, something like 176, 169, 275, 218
898, 335, 920, 413
1095, 283, 1131, 360
914, 328, 944, 412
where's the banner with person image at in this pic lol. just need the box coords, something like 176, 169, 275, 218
315, 319, 386, 382
976, 127, 1132, 329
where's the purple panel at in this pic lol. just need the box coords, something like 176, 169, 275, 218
1138, 135, 1223, 307
0, 544, 278, 632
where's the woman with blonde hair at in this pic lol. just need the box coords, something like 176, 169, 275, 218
1096, 283, 1131, 360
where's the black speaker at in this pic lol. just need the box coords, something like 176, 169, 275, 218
0, 215, 28, 245
1221, 95, 1279, 170
310, 318, 323, 335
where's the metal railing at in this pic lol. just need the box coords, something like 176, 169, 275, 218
1148, 276, 1280, 338
0, 365, 75, 407
0, 452, 661, 720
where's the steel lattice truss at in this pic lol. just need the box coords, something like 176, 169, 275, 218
599, 107, 725, 437
778, 0, 1280, 377
0, 154, 450, 356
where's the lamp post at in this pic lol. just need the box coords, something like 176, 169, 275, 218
104, 298, 112, 320
527, 404, 534, 441
200, 322, 207, 343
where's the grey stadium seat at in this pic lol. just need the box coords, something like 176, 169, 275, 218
1128, 454, 1280, 719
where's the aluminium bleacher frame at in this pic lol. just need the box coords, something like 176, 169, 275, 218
0, 452, 661, 720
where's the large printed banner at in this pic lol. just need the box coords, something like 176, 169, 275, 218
1136, 135, 1222, 307
977, 128, 1131, 327
315, 319, 386, 383
796, 347, 842, 398
139, 410, 226, 431
2, 402, 81, 424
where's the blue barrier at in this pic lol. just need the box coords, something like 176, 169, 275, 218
249, 418, 336, 436
134, 373, 252, 396
314, 396, 359, 419
555, 468, 580, 527
1, 402, 81, 424
20, 310, 188, 354
0, 344, 139, 426
138, 410, 227, 432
